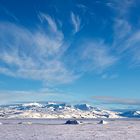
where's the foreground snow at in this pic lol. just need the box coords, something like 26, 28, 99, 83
0, 119, 140, 140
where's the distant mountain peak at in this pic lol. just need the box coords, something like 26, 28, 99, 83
74, 103, 97, 111
22, 102, 43, 107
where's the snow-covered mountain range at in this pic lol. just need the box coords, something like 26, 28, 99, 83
0, 102, 138, 119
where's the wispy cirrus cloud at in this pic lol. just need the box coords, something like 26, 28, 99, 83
107, 0, 135, 17
0, 19, 76, 84
64, 39, 118, 77
107, 0, 140, 67
0, 5, 19, 22
124, 31, 140, 66
1, 1, 140, 88
0, 9, 117, 87
71, 12, 81, 34
101, 73, 118, 79
112, 18, 140, 66
80, 40, 117, 72
38, 13, 58, 32
113, 18, 132, 41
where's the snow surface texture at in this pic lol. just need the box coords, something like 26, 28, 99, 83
0, 119, 140, 140
0, 102, 122, 119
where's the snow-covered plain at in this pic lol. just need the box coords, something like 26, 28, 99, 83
0, 119, 140, 140
1, 103, 140, 140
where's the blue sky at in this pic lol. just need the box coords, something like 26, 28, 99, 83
0, 0, 140, 109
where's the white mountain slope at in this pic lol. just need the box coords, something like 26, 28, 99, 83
0, 102, 125, 119
120, 111, 140, 118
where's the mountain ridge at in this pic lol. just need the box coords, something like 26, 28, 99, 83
0, 102, 139, 119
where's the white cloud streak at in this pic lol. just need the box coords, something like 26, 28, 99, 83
0, 11, 117, 84
0, 6, 19, 22
107, 0, 135, 17
2, 5, 140, 87
38, 13, 58, 32
80, 41, 117, 72
0, 20, 76, 84
92, 96, 140, 105
71, 12, 81, 34
101, 73, 118, 79
113, 18, 140, 66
